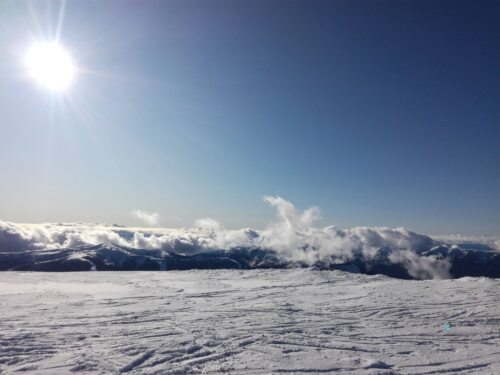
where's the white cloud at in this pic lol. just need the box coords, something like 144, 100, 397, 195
388, 250, 451, 280
193, 218, 221, 231
4, 196, 490, 279
131, 210, 160, 226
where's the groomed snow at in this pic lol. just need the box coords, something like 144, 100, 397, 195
0, 270, 499, 374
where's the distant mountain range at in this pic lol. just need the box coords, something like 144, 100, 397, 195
1, 242, 498, 280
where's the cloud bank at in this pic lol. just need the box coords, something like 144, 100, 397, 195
2, 196, 496, 279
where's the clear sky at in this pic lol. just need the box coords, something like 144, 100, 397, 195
0, 0, 498, 235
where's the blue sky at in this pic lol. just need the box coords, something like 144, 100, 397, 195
0, 0, 498, 234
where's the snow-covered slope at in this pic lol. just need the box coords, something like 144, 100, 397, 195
0, 270, 498, 374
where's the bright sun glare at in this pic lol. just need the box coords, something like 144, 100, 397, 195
24, 42, 75, 91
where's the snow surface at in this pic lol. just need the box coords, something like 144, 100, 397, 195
0, 270, 499, 374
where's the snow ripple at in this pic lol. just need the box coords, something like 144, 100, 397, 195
0, 270, 498, 374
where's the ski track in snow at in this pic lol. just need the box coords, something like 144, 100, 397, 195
0, 270, 498, 374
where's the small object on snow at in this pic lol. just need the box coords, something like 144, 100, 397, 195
444, 323, 452, 331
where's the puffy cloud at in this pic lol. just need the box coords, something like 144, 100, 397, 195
193, 218, 221, 231
0, 196, 476, 279
131, 210, 160, 226
388, 250, 451, 280
0, 221, 33, 252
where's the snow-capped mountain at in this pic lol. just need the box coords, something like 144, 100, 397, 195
1, 241, 498, 279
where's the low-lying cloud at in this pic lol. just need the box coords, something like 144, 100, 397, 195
2, 196, 495, 279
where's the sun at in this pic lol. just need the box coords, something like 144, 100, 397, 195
24, 42, 76, 91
